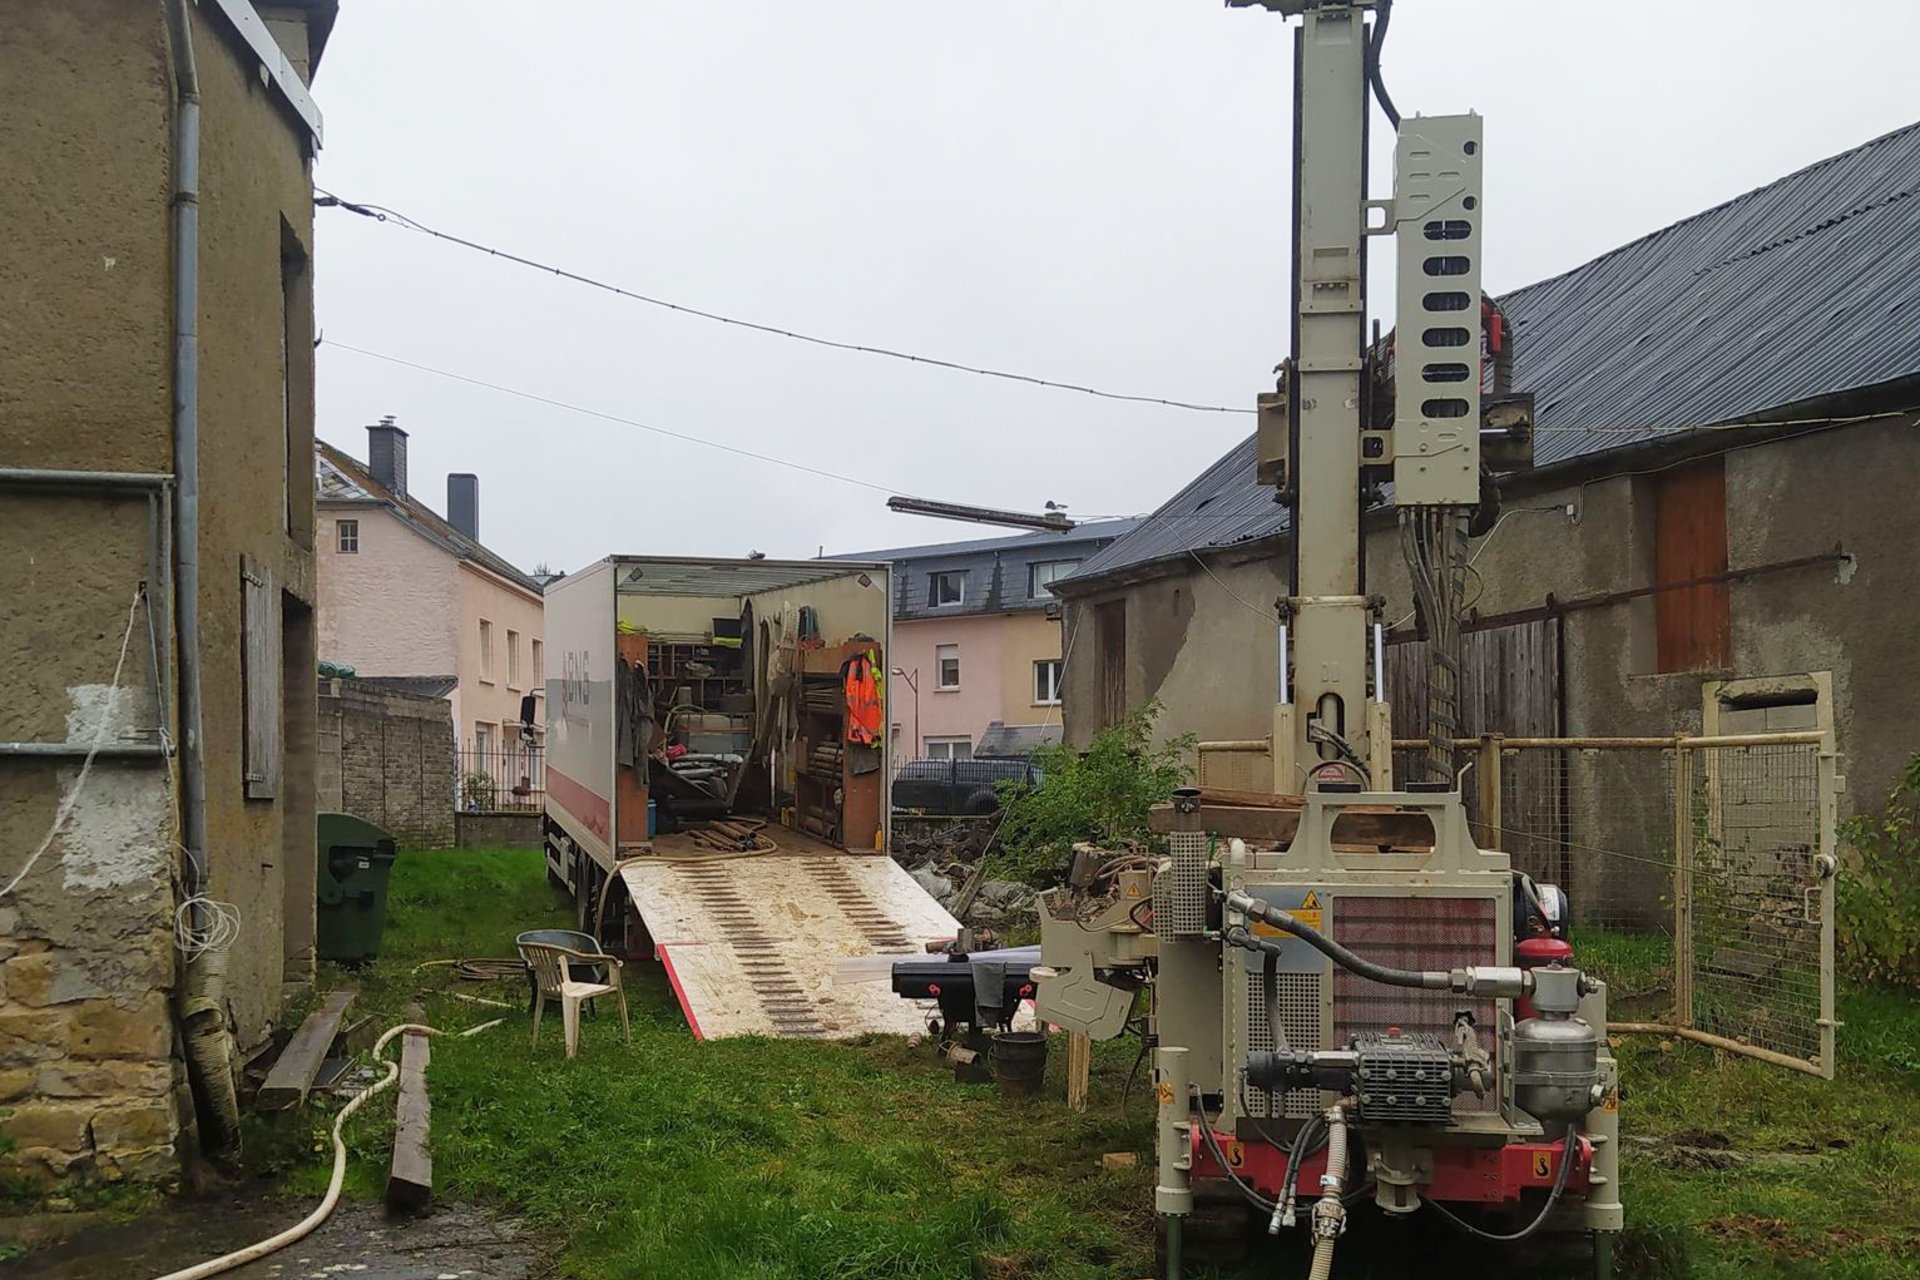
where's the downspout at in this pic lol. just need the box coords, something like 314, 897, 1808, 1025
164, 0, 242, 1160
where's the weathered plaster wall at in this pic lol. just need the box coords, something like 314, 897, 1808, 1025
315, 508, 459, 681
0, 0, 327, 1183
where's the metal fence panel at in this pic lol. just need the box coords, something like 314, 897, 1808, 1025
457, 743, 546, 813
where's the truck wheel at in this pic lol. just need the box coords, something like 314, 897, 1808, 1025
574, 851, 598, 936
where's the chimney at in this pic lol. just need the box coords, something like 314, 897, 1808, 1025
366, 416, 408, 498
447, 473, 480, 541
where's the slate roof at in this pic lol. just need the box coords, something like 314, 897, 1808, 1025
976, 721, 1064, 758
1072, 119, 1920, 585
835, 519, 1141, 621
315, 442, 543, 595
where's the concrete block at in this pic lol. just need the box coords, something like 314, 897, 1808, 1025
68, 994, 170, 1061
90, 1099, 176, 1153
0, 1008, 71, 1064
2, 1102, 94, 1154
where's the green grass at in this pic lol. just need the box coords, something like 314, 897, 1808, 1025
291, 850, 1920, 1279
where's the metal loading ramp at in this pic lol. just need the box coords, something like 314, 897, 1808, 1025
620, 853, 961, 1039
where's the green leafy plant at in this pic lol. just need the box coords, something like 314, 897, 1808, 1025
460, 771, 497, 811
1837, 750, 1920, 989
989, 700, 1195, 888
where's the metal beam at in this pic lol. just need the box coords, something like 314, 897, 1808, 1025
0, 742, 169, 759
0, 468, 174, 491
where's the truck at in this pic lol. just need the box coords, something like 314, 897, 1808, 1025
543, 555, 896, 920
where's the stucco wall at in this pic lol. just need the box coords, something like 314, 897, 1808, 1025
997, 611, 1065, 724
316, 507, 460, 681
455, 563, 545, 748
0, 0, 324, 1184
892, 614, 1007, 753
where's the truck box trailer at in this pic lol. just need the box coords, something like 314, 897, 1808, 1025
542, 556, 958, 1038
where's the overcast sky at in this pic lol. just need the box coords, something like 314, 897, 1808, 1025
311, 1, 1920, 574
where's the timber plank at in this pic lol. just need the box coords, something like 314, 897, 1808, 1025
258, 989, 355, 1110
386, 1030, 432, 1210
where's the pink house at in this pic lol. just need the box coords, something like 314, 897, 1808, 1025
315, 421, 545, 805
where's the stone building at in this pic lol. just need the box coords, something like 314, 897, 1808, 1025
0, 0, 335, 1183
1057, 121, 1920, 857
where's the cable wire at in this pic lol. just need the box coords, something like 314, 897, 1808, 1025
1423, 1125, 1581, 1242
316, 193, 1248, 416
1367, 0, 1402, 129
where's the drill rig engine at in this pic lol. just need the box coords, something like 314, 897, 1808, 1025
1032, 3, 1621, 1276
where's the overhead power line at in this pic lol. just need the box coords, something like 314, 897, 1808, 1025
316, 192, 1252, 416
322, 339, 914, 497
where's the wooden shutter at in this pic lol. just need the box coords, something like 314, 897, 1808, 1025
1095, 600, 1127, 730
243, 557, 282, 799
1654, 457, 1730, 673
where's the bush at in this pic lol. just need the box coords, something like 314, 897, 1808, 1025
989, 701, 1195, 888
1838, 750, 1920, 989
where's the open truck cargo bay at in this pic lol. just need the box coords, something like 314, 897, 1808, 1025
544, 556, 955, 1039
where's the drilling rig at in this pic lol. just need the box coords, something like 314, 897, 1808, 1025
1033, 2, 1622, 1275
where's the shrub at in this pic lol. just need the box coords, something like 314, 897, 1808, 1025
989, 700, 1195, 888
461, 771, 497, 811
1837, 750, 1920, 989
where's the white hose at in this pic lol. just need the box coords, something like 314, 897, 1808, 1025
1306, 1106, 1349, 1280
152, 1018, 503, 1280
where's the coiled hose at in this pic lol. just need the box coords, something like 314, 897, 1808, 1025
151, 1018, 503, 1280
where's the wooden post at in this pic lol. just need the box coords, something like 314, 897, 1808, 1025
1476, 733, 1504, 849
1066, 1031, 1092, 1113
1671, 739, 1694, 1030
258, 989, 355, 1111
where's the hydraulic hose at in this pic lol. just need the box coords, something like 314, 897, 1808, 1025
1224, 896, 1450, 990
151, 1019, 503, 1280
1424, 1125, 1581, 1243
1367, 0, 1402, 129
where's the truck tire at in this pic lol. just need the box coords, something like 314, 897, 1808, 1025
573, 850, 598, 937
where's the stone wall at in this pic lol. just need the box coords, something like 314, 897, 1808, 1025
454, 811, 541, 849
318, 679, 456, 849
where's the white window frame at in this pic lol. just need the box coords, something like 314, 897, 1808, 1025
1034, 658, 1063, 706
929, 571, 966, 607
925, 736, 973, 762
1029, 559, 1079, 598
479, 618, 496, 684
935, 644, 961, 691
336, 519, 359, 554
507, 629, 522, 690
532, 638, 545, 692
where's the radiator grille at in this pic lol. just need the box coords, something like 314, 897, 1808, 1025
1246, 969, 1321, 1118
1154, 829, 1210, 938
1333, 895, 1499, 1113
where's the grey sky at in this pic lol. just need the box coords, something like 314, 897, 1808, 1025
312, 1, 1920, 575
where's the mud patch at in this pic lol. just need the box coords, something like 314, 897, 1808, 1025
5, 1196, 543, 1280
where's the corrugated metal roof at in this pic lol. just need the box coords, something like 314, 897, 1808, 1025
1074, 120, 1920, 584
976, 722, 1064, 758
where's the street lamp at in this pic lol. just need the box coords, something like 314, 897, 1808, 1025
890, 667, 920, 760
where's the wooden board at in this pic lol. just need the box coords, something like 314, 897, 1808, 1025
621, 852, 961, 1040
386, 1030, 432, 1210
258, 989, 355, 1110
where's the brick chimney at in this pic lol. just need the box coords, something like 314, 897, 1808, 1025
447, 473, 479, 541
367, 416, 408, 498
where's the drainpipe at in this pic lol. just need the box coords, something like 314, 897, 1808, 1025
164, 0, 241, 1160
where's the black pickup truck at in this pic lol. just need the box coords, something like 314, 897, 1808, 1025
892, 758, 1043, 816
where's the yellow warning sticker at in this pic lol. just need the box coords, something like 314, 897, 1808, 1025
1603, 1089, 1619, 1113
1226, 1141, 1246, 1170
1532, 1151, 1553, 1178
1251, 889, 1324, 937
1124, 882, 1143, 899
1157, 1081, 1175, 1107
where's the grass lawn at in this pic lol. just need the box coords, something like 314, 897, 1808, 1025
298, 847, 1920, 1279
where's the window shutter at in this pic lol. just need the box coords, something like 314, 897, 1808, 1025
242, 557, 282, 799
